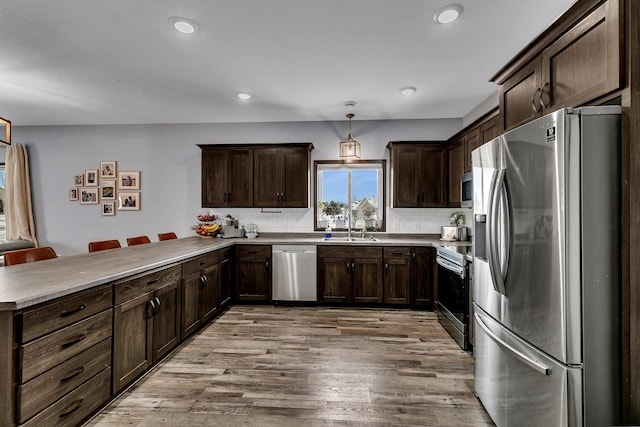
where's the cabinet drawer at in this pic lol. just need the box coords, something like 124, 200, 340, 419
182, 253, 218, 276
21, 367, 111, 427
217, 246, 234, 261
114, 264, 181, 304
17, 338, 111, 424
21, 285, 112, 343
236, 245, 271, 258
318, 246, 382, 259
20, 309, 112, 383
383, 247, 411, 258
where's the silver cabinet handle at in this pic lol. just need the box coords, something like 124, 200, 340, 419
531, 87, 542, 113
475, 313, 551, 376
539, 82, 549, 109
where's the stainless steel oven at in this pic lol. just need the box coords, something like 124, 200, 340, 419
436, 245, 471, 350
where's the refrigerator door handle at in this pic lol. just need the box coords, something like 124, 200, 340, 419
475, 313, 552, 376
488, 169, 507, 295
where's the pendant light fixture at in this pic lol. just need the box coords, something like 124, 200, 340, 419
339, 113, 361, 159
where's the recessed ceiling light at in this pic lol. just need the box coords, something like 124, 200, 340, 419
238, 93, 251, 100
400, 87, 417, 96
433, 4, 463, 24
169, 17, 198, 34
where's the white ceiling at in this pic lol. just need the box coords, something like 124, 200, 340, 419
0, 0, 577, 126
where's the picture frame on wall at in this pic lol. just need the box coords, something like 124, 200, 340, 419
100, 161, 117, 178
80, 188, 99, 204
118, 171, 140, 190
101, 180, 116, 200
102, 202, 115, 216
69, 188, 78, 201
118, 191, 140, 210
74, 174, 84, 187
85, 169, 99, 187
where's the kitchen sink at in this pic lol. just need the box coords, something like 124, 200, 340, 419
322, 237, 380, 243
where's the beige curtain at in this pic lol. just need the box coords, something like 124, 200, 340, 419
5, 143, 38, 245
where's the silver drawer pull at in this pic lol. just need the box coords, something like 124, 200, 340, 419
59, 398, 83, 417
60, 334, 86, 348
146, 278, 161, 285
60, 304, 87, 317
60, 366, 85, 382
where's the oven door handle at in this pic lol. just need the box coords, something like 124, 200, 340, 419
436, 256, 465, 279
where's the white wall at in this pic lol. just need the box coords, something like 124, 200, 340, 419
12, 118, 467, 255
463, 91, 499, 128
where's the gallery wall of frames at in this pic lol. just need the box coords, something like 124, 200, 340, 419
68, 161, 141, 216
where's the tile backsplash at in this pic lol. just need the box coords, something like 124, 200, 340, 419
205, 207, 473, 235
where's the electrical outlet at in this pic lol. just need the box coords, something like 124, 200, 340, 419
393, 221, 400, 230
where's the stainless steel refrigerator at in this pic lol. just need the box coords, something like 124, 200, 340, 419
471, 106, 621, 427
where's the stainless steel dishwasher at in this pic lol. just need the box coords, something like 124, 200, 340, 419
272, 245, 317, 302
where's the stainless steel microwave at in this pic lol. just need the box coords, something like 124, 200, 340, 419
461, 172, 472, 207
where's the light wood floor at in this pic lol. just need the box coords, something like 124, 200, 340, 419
87, 306, 494, 426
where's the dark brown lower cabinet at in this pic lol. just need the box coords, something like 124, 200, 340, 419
411, 247, 435, 307
383, 247, 412, 305
112, 264, 181, 393
318, 246, 383, 304
235, 245, 271, 302
181, 251, 222, 339
218, 251, 234, 308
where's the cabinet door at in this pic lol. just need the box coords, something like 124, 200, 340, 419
152, 281, 180, 362
282, 147, 309, 207
540, 0, 621, 113
392, 145, 421, 207
420, 146, 447, 207
201, 148, 253, 207
181, 270, 202, 339
448, 140, 464, 207
201, 148, 228, 207
411, 248, 435, 307
319, 257, 352, 303
227, 148, 253, 207
235, 250, 271, 302
200, 264, 219, 322
113, 292, 153, 393
464, 129, 482, 173
353, 258, 383, 304
218, 257, 233, 308
479, 116, 500, 144
500, 59, 542, 131
253, 148, 282, 207
384, 257, 411, 305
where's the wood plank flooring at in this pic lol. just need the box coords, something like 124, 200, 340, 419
87, 306, 494, 426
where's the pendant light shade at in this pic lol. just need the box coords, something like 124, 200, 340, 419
339, 113, 361, 159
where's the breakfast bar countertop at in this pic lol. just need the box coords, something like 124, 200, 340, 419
0, 234, 471, 311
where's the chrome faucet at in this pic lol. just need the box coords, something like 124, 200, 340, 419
346, 212, 353, 241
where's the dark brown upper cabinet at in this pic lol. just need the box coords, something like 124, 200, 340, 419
199, 143, 313, 209
495, 0, 621, 131
253, 145, 312, 208
387, 142, 448, 208
200, 146, 253, 208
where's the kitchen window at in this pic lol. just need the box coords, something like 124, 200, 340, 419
314, 160, 386, 231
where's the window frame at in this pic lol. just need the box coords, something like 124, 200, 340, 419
313, 159, 386, 232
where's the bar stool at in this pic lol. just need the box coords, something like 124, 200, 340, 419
126, 235, 151, 246
88, 239, 122, 252
157, 232, 177, 241
4, 247, 58, 266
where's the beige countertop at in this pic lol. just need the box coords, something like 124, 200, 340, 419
0, 234, 471, 311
